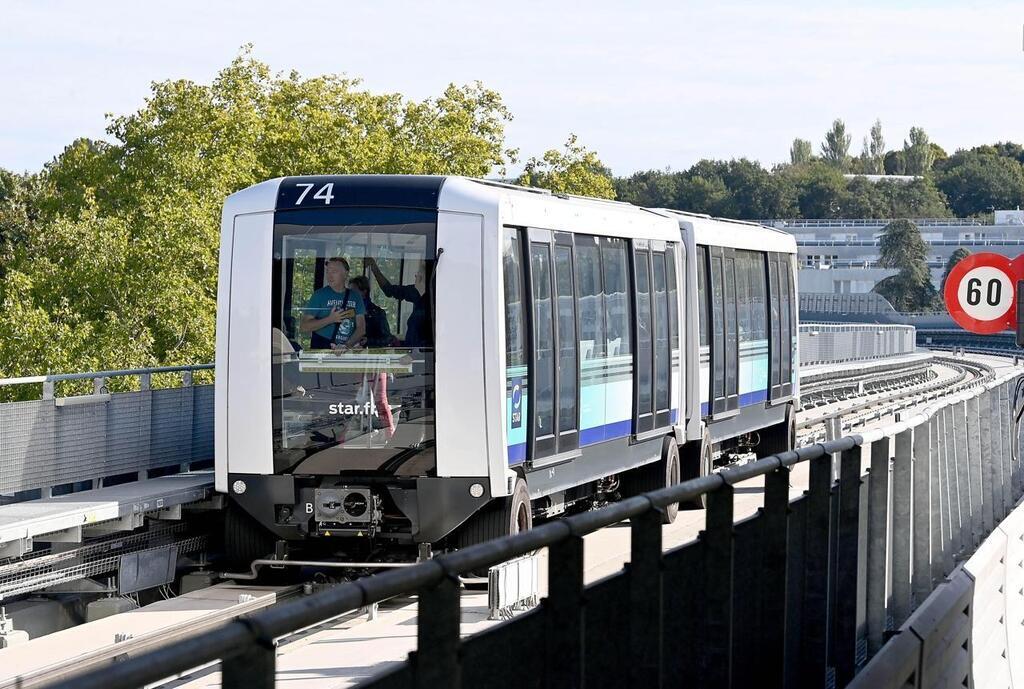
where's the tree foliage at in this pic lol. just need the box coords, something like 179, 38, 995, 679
517, 134, 615, 198
0, 49, 520, 383
790, 138, 813, 165
940, 247, 970, 294
820, 119, 852, 170
903, 127, 936, 175
872, 219, 938, 311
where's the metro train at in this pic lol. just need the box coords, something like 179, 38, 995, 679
214, 175, 798, 563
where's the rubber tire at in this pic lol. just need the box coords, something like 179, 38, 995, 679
681, 430, 713, 510
223, 502, 275, 572
620, 436, 681, 524
759, 406, 795, 459
455, 478, 533, 549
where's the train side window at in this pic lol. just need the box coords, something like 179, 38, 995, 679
502, 228, 528, 462
749, 252, 767, 341
652, 250, 671, 427
601, 238, 632, 359
710, 251, 726, 413
779, 256, 793, 394
575, 239, 605, 360
697, 246, 709, 349
724, 252, 739, 410
554, 241, 580, 451
633, 245, 654, 433
769, 254, 782, 399
502, 229, 526, 369
736, 251, 752, 345
665, 246, 679, 421
530, 242, 556, 456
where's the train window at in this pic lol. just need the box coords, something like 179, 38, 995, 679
271, 208, 436, 478
749, 253, 767, 341
666, 247, 679, 356
710, 253, 726, 413
780, 256, 793, 393
737, 252, 752, 344
602, 238, 632, 359
530, 242, 556, 454
769, 256, 782, 397
503, 229, 526, 368
724, 254, 738, 410
634, 246, 654, 433
697, 246, 709, 349
653, 251, 671, 425
576, 239, 605, 360
554, 243, 580, 447
502, 228, 528, 463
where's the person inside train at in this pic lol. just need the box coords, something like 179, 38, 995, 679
300, 256, 366, 350
364, 256, 433, 347
348, 275, 397, 348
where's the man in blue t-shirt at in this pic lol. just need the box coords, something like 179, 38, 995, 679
300, 257, 366, 350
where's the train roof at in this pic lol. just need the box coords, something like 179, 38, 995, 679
654, 208, 798, 254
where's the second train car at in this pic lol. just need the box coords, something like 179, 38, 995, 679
214, 175, 798, 562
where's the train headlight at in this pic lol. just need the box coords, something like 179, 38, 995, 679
232, 480, 247, 495
469, 483, 484, 498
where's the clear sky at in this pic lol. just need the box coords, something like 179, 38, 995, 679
1, 0, 1022, 175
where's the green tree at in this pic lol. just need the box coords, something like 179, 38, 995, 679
820, 119, 852, 170
614, 168, 680, 208
790, 138, 813, 165
935, 150, 1024, 216
0, 49, 518, 385
940, 248, 970, 294
517, 134, 615, 198
883, 150, 907, 175
868, 119, 885, 174
903, 127, 936, 175
872, 219, 938, 311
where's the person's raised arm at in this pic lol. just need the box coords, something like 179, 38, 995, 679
366, 257, 392, 290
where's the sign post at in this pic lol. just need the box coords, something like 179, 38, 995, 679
943, 253, 1020, 335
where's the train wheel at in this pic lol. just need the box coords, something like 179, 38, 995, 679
681, 430, 713, 510
455, 478, 532, 581
620, 435, 681, 524
456, 478, 532, 548
223, 502, 275, 572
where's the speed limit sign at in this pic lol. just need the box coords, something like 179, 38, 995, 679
943, 253, 1018, 334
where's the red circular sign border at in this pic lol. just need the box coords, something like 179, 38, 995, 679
943, 252, 1017, 335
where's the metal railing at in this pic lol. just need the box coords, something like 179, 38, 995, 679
0, 364, 214, 498
799, 323, 916, 366
764, 217, 988, 228
45, 365, 1024, 689
797, 238, 1024, 247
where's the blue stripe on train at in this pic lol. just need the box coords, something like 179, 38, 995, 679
508, 410, 679, 464
700, 388, 769, 417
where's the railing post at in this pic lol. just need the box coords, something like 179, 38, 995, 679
701, 482, 734, 689
953, 400, 973, 552
545, 534, 585, 689
629, 504, 663, 689
866, 436, 890, 655
757, 465, 790, 689
999, 382, 1013, 515
891, 428, 913, 626
928, 415, 945, 584
940, 405, 957, 573
800, 450, 832, 688
834, 444, 862, 685
979, 392, 996, 535
966, 396, 984, 546
911, 422, 932, 607
414, 571, 462, 689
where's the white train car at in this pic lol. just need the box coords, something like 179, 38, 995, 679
214, 176, 797, 562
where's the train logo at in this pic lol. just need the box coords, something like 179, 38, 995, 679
511, 379, 523, 429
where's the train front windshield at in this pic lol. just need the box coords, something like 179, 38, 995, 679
271, 208, 436, 478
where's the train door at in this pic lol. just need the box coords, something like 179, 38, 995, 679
768, 252, 796, 400
708, 247, 740, 416
632, 241, 678, 434
521, 229, 581, 464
